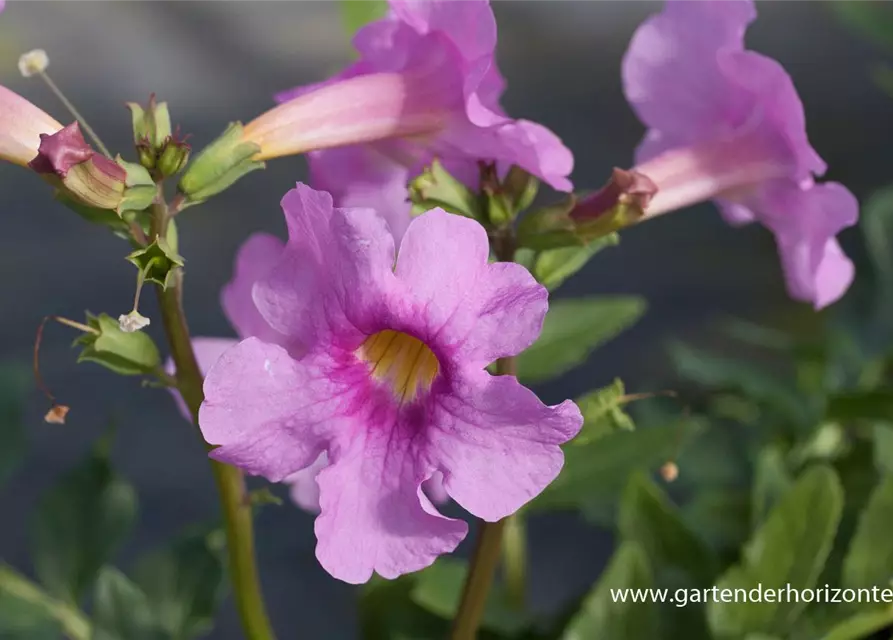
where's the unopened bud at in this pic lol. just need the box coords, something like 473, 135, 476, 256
18, 49, 49, 78
156, 134, 191, 178
409, 159, 483, 221
570, 168, 658, 239
29, 122, 126, 211
126, 94, 171, 151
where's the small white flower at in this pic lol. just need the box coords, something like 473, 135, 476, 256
118, 311, 151, 333
18, 49, 49, 78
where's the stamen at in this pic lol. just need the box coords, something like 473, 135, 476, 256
19, 49, 112, 158
358, 330, 439, 403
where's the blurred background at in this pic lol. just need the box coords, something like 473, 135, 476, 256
0, 2, 887, 637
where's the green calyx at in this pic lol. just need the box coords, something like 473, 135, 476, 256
127, 96, 172, 152
178, 122, 264, 205
409, 159, 485, 222
126, 237, 185, 290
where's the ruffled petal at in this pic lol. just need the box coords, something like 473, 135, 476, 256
622, 0, 756, 141
757, 181, 858, 309
426, 369, 582, 521
199, 338, 354, 481
254, 183, 397, 347
315, 425, 467, 583
221, 232, 288, 344
309, 146, 414, 244
394, 209, 547, 365
166, 337, 238, 422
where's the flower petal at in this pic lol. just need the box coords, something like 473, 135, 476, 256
427, 369, 582, 521
254, 183, 397, 347
199, 337, 353, 481
285, 452, 328, 514
315, 426, 467, 584
221, 232, 288, 344
166, 337, 238, 422
757, 181, 858, 309
395, 209, 547, 364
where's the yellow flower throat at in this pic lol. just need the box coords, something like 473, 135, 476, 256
359, 330, 440, 403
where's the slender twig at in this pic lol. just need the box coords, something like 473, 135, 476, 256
36, 70, 112, 158
501, 514, 527, 611
150, 200, 276, 640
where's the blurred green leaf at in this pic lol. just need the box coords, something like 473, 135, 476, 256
873, 423, 893, 474
573, 379, 634, 445
32, 440, 137, 604
751, 445, 794, 528
531, 418, 701, 523
92, 567, 164, 640
561, 542, 656, 640
619, 473, 716, 585
132, 529, 227, 640
411, 558, 528, 636
518, 297, 646, 384
683, 490, 752, 558
670, 342, 810, 425
532, 234, 619, 291
827, 390, 893, 422
842, 474, 893, 591
819, 608, 893, 640
0, 363, 28, 488
830, 1, 893, 55
707, 466, 843, 637
75, 313, 161, 376
359, 575, 447, 640
340, 0, 388, 37
0, 564, 89, 640
862, 186, 893, 285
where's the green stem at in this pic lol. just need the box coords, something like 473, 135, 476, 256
501, 514, 527, 610
0, 563, 91, 640
151, 203, 276, 640
451, 356, 517, 640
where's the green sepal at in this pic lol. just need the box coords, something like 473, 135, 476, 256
114, 157, 157, 216
126, 97, 171, 150
516, 195, 580, 250
532, 233, 620, 291
178, 122, 264, 205
409, 159, 485, 221
125, 237, 184, 290
481, 164, 539, 227
73, 313, 161, 376
573, 378, 634, 445
53, 192, 130, 235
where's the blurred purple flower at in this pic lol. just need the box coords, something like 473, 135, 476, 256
197, 184, 581, 583
621, 0, 857, 308
271, 0, 573, 243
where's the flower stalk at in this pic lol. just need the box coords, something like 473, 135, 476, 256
150, 200, 276, 640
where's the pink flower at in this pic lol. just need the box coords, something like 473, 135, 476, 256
617, 0, 857, 309
271, 0, 573, 243
168, 233, 448, 513
0, 85, 63, 167
198, 184, 582, 583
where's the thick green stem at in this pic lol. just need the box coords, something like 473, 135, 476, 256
501, 514, 527, 610
151, 203, 276, 640
451, 357, 516, 640
0, 563, 91, 640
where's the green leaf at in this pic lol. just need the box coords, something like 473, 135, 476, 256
873, 423, 893, 474
340, 0, 388, 38
751, 445, 793, 528
533, 234, 619, 291
619, 474, 717, 585
0, 363, 28, 488
92, 567, 164, 640
862, 186, 893, 284
827, 390, 893, 422
32, 442, 137, 604
74, 313, 161, 376
132, 528, 227, 640
518, 296, 646, 383
842, 474, 893, 591
819, 608, 893, 640
410, 557, 528, 636
683, 489, 752, 560
531, 418, 701, 522
830, 1, 893, 55
0, 563, 90, 640
573, 379, 634, 445
360, 575, 447, 640
707, 466, 843, 637
562, 542, 656, 640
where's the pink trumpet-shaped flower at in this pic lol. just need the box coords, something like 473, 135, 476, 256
271, 0, 573, 243
0, 85, 63, 167
166, 233, 446, 512
198, 183, 582, 583
614, 0, 857, 309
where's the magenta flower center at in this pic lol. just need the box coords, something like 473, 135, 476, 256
358, 330, 440, 403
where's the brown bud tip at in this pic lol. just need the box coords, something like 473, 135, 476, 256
660, 461, 679, 483
44, 404, 70, 424
570, 168, 658, 222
